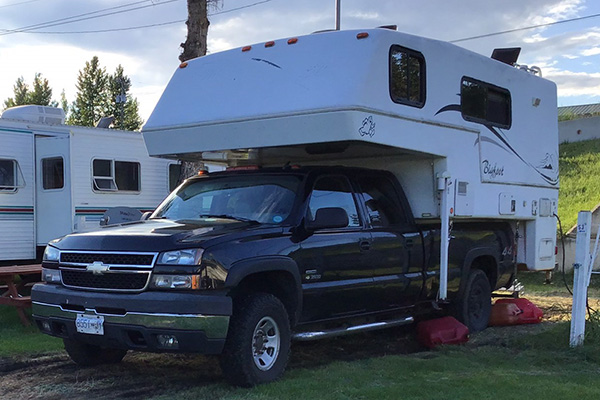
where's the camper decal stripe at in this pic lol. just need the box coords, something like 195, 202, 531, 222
0, 206, 34, 214
436, 104, 558, 186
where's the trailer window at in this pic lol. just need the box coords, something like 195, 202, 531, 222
92, 159, 140, 192
390, 45, 425, 108
0, 159, 23, 193
461, 77, 511, 129
42, 157, 64, 190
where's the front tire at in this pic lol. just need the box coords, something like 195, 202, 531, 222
63, 339, 127, 366
454, 269, 492, 332
220, 293, 291, 387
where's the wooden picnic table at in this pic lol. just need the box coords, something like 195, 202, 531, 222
0, 264, 42, 326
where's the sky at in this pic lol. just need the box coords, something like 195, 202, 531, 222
1, 0, 599, 122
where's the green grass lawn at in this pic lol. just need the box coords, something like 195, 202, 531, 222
518, 270, 600, 298
0, 306, 62, 357
558, 139, 600, 230
148, 322, 600, 400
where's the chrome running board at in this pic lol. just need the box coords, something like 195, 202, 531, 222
292, 316, 414, 341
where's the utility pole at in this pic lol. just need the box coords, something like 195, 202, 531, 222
335, 0, 341, 30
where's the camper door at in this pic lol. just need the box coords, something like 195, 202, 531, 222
35, 136, 72, 245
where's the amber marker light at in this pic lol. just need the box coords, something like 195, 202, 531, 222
192, 275, 201, 290
265, 41, 275, 48
356, 32, 369, 39
287, 38, 298, 45
179, 62, 188, 68
242, 46, 252, 52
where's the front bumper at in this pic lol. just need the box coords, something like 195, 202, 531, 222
32, 283, 231, 354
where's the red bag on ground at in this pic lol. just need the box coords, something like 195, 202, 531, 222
494, 298, 543, 325
417, 316, 469, 349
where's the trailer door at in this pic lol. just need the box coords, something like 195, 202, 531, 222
35, 136, 72, 245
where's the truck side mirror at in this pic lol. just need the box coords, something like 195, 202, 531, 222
307, 207, 349, 230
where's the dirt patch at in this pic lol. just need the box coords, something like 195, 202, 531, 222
0, 295, 588, 400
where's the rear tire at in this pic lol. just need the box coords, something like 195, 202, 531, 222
454, 269, 492, 332
63, 339, 127, 366
220, 293, 291, 387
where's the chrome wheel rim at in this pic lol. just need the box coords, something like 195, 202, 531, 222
252, 316, 280, 371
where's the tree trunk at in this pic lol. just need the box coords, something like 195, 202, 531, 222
179, 0, 210, 62
178, 0, 212, 182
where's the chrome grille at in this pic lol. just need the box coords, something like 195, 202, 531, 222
61, 270, 149, 291
58, 251, 156, 292
60, 252, 155, 266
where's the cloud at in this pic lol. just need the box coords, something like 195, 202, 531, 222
2, 0, 600, 120
581, 47, 600, 56
544, 68, 600, 97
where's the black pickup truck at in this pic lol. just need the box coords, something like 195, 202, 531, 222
32, 166, 514, 386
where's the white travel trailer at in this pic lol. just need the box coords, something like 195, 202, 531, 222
142, 27, 558, 275
0, 105, 179, 263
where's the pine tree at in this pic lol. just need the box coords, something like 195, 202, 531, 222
3, 73, 55, 109
68, 56, 109, 127
68, 58, 142, 130
106, 65, 142, 131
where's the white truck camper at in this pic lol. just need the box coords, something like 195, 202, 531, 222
0, 105, 179, 263
142, 28, 558, 277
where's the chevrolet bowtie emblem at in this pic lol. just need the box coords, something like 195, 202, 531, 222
86, 261, 110, 275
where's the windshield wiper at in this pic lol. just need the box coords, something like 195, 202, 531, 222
199, 214, 259, 224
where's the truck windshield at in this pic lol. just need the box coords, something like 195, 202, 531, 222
152, 174, 302, 224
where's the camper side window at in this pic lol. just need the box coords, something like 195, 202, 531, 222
389, 45, 425, 108
92, 159, 140, 192
42, 157, 64, 190
461, 77, 511, 129
0, 159, 19, 193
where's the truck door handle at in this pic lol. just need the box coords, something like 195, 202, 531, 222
359, 240, 371, 251
405, 238, 414, 248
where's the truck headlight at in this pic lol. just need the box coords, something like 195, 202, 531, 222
150, 274, 201, 290
43, 246, 60, 262
157, 249, 203, 265
42, 268, 61, 284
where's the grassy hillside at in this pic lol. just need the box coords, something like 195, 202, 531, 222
559, 139, 600, 230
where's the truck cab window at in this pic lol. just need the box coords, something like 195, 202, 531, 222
308, 176, 360, 227
356, 175, 407, 227
389, 45, 425, 108
42, 157, 64, 190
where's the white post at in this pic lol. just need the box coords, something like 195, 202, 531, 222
438, 174, 451, 301
570, 211, 592, 347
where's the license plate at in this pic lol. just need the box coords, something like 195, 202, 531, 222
76, 314, 104, 335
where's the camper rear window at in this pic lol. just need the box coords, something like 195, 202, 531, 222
42, 157, 64, 190
389, 45, 425, 108
461, 77, 511, 129
169, 164, 181, 192
0, 159, 18, 192
92, 159, 140, 192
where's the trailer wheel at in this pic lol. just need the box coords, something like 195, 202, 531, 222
63, 339, 127, 366
454, 269, 492, 332
219, 293, 291, 387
